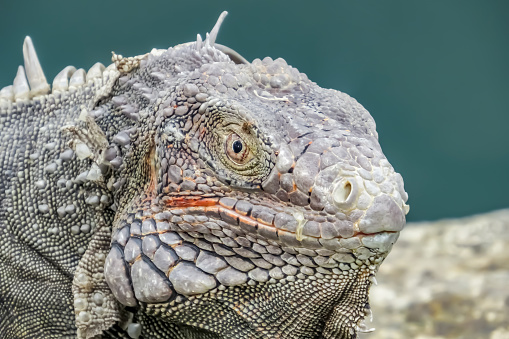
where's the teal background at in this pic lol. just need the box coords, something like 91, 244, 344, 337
1, 1, 507, 222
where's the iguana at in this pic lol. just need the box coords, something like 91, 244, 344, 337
0, 11, 409, 339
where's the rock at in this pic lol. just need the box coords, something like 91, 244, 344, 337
360, 209, 509, 339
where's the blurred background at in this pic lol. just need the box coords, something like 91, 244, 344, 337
1, 0, 507, 222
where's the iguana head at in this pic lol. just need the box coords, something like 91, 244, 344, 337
90, 11, 409, 338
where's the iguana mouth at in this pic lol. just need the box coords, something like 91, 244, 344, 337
149, 195, 402, 253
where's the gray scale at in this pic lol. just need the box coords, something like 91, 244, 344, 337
131, 259, 173, 303
169, 262, 217, 295
142, 235, 160, 259
152, 246, 179, 273
174, 243, 199, 261
103, 246, 137, 307
159, 232, 182, 246
124, 238, 142, 263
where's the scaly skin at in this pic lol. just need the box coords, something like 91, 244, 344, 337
0, 12, 408, 339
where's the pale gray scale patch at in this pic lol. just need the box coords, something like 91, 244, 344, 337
113, 131, 130, 146
331, 252, 355, 263
142, 235, 161, 259
195, 93, 208, 102
194, 239, 214, 251
281, 252, 299, 266
269, 267, 284, 280
252, 243, 268, 254
288, 190, 309, 206
339, 237, 361, 250
104, 147, 117, 161
142, 219, 156, 233
174, 244, 198, 261
156, 221, 171, 232
330, 146, 350, 160
320, 222, 340, 240
278, 231, 302, 247
168, 165, 183, 184
302, 221, 320, 237
104, 246, 137, 307
180, 180, 196, 191
169, 262, 217, 295
59, 149, 74, 161
319, 238, 342, 251
124, 238, 142, 263
261, 253, 285, 266
334, 220, 355, 238
213, 243, 235, 256
293, 152, 320, 193
232, 247, 260, 258
266, 245, 282, 255
313, 256, 335, 267
359, 195, 405, 233
250, 258, 273, 270
183, 83, 199, 97
234, 236, 251, 248
296, 254, 317, 267
261, 169, 280, 194
196, 251, 228, 274
64, 204, 76, 214
289, 137, 312, 157
235, 200, 253, 215
224, 256, 255, 272
282, 265, 298, 276
274, 213, 297, 232
152, 246, 178, 273
175, 106, 188, 116
130, 220, 142, 235
301, 237, 322, 250
300, 266, 315, 276
219, 197, 237, 209
221, 73, 238, 88
320, 151, 340, 170
357, 155, 372, 172
127, 324, 142, 339
155, 211, 172, 221
221, 236, 240, 248
35, 179, 47, 189
131, 259, 173, 303
182, 215, 196, 223
215, 267, 248, 286
57, 206, 66, 218
238, 218, 258, 234
364, 179, 381, 197
361, 232, 399, 253
80, 223, 91, 233
306, 138, 334, 154
296, 248, 317, 257
44, 162, 57, 173
358, 168, 372, 181
248, 268, 269, 283
250, 206, 276, 224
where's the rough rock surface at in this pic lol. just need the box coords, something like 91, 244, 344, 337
360, 209, 509, 339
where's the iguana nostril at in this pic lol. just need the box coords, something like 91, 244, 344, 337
334, 181, 351, 203
332, 178, 358, 209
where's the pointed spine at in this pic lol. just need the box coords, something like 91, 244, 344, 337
23, 36, 50, 97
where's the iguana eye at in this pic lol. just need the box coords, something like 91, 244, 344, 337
225, 133, 252, 165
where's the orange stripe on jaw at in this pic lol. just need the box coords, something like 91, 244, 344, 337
164, 196, 219, 208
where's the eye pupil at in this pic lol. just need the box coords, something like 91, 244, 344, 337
232, 140, 243, 153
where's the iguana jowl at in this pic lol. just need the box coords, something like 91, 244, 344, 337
0, 11, 409, 339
